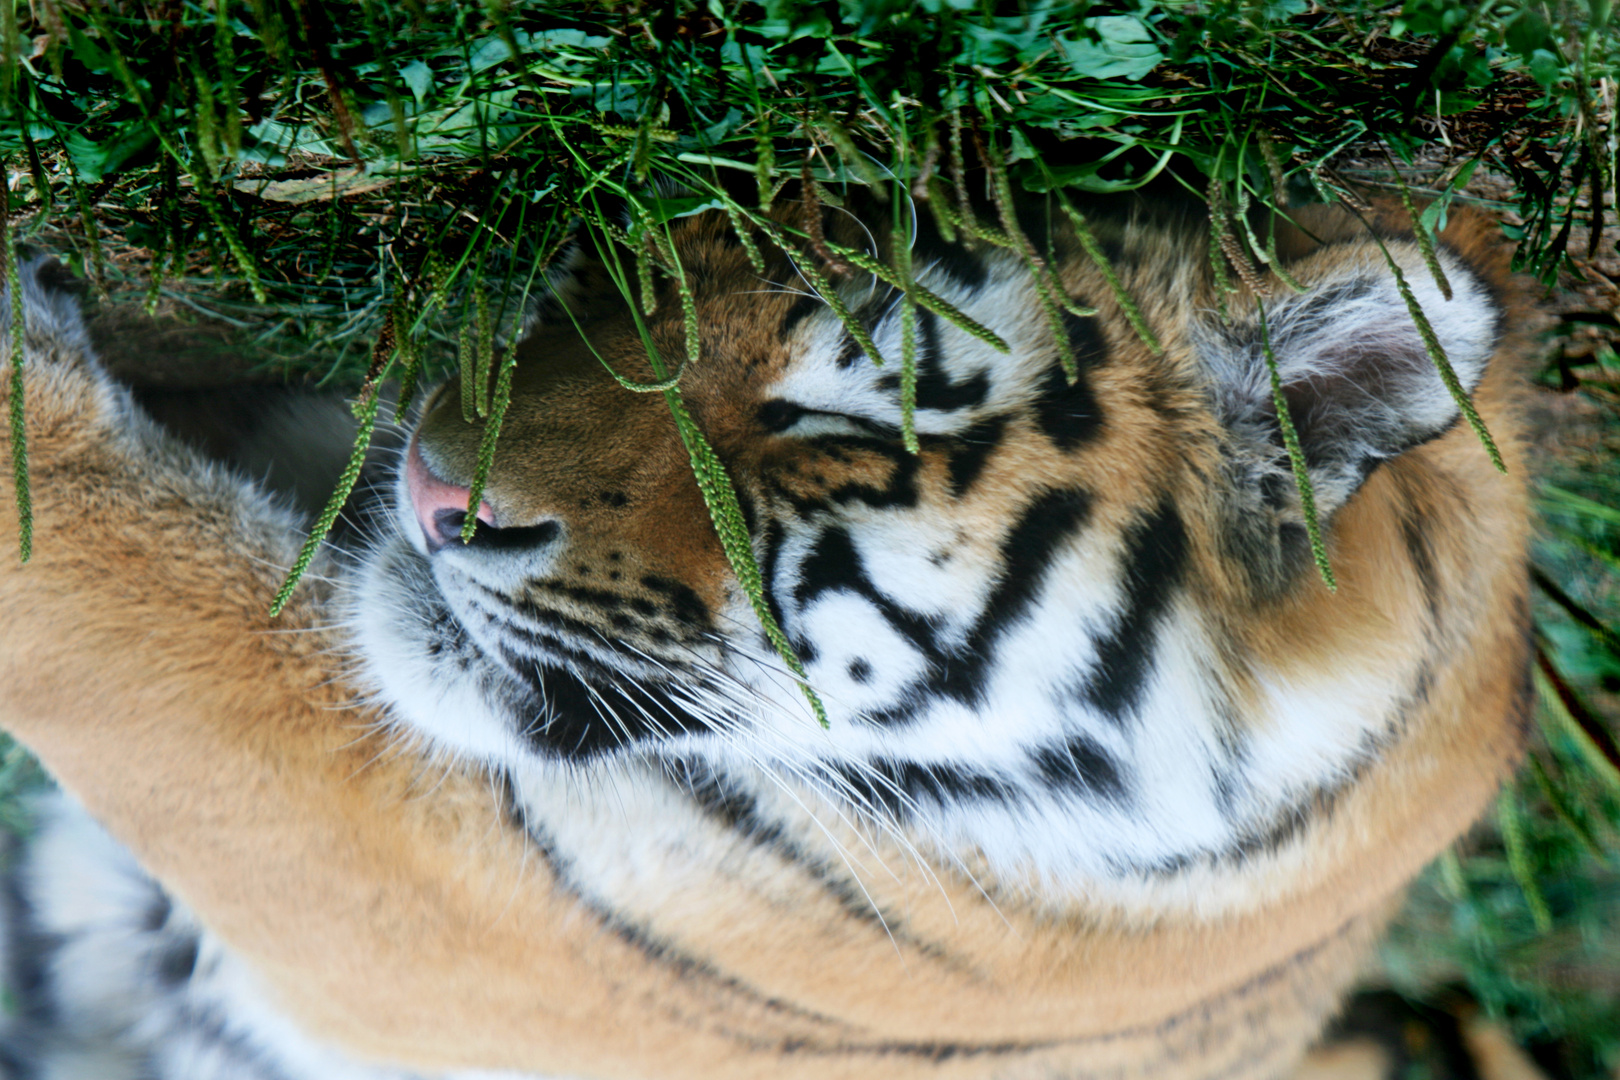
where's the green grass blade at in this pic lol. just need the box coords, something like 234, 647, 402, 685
270, 385, 382, 617
4, 232, 28, 564
1498, 788, 1553, 934
1258, 298, 1335, 590
824, 243, 1008, 353
1057, 200, 1161, 355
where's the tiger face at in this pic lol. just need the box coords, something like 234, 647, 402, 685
356, 195, 1527, 904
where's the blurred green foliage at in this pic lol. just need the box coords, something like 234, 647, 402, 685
0, 0, 1610, 359
1377, 351, 1620, 1078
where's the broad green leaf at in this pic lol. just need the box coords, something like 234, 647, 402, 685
1506, 9, 1553, 59
1262, 0, 1308, 18
1528, 48, 1564, 87
531, 29, 612, 50
71, 124, 155, 183
470, 34, 517, 73
1061, 17, 1163, 81
639, 195, 727, 225
400, 59, 434, 108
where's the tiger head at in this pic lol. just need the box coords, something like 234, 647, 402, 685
356, 195, 1528, 896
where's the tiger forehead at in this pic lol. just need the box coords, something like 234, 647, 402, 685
653, 205, 1196, 373
667, 231, 1206, 537
678, 231, 825, 377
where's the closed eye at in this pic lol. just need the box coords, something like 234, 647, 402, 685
756, 399, 899, 439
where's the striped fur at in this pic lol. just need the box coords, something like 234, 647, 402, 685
0, 194, 1531, 1079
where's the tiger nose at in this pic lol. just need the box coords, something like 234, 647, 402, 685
405, 439, 495, 552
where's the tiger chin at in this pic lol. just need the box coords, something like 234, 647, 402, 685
0, 192, 1532, 1080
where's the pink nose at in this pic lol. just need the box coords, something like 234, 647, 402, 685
406, 438, 494, 551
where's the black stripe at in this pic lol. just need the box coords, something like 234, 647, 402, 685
781, 291, 821, 336
640, 574, 712, 627
826, 758, 1019, 817
483, 615, 632, 674
1033, 313, 1108, 450
517, 807, 858, 1034
1031, 736, 1128, 802
761, 518, 791, 649
1150, 660, 1455, 875
485, 581, 712, 649
170, 1004, 323, 1080
767, 913, 1365, 1063
512, 786, 1367, 1065
1079, 498, 1188, 724
483, 586, 633, 643
529, 579, 632, 612
478, 597, 706, 665
914, 309, 990, 411
875, 309, 990, 413
1397, 486, 1443, 629
776, 477, 1095, 726
757, 399, 807, 432
946, 415, 1007, 497
1145, 746, 1373, 877
756, 400, 902, 441
3, 848, 59, 1037
666, 758, 975, 970
155, 934, 200, 985
0, 1041, 33, 1080
776, 436, 922, 512
911, 217, 991, 290
836, 331, 865, 369
499, 650, 713, 759
934, 488, 1093, 705
792, 525, 944, 670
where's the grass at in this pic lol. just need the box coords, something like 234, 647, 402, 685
1382, 393, 1620, 1076
0, 0, 1617, 1073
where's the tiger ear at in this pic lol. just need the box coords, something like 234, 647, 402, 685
1200, 251, 1501, 518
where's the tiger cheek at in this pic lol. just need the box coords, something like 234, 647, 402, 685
600, 464, 732, 613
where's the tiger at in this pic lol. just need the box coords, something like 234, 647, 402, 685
0, 188, 1533, 1080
